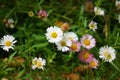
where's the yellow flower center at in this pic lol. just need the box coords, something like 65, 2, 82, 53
28, 11, 34, 17
96, 10, 99, 15
104, 51, 112, 59
83, 39, 90, 46
68, 37, 73, 40
83, 52, 89, 59
90, 61, 96, 67
51, 32, 57, 38
36, 61, 42, 67
90, 24, 95, 28
61, 41, 66, 46
41, 13, 45, 17
71, 43, 77, 50
5, 41, 12, 46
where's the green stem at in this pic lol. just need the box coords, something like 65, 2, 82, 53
68, 52, 73, 58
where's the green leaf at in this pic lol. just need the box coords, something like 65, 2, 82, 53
17, 69, 25, 78
5, 68, 15, 72
8, 51, 17, 62
24, 42, 48, 53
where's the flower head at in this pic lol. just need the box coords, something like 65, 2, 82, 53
55, 36, 72, 52
99, 46, 116, 62
64, 32, 78, 41
70, 40, 81, 52
81, 34, 96, 49
28, 11, 34, 17
115, 0, 120, 9
45, 26, 63, 43
88, 21, 97, 31
78, 50, 94, 63
61, 22, 70, 31
84, 0, 94, 12
38, 10, 48, 19
3, 18, 14, 28
94, 7, 104, 16
0, 35, 17, 52
32, 57, 46, 70
89, 58, 98, 69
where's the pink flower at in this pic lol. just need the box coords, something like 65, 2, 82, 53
70, 40, 81, 52
78, 50, 94, 63
38, 10, 48, 19
89, 58, 98, 69
81, 34, 96, 49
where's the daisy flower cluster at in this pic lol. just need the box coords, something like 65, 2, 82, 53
36, 6, 116, 70
79, 5, 116, 68
45, 21, 116, 69
45, 25, 99, 69
45, 26, 80, 52
79, 34, 98, 69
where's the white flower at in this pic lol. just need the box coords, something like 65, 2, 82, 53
64, 32, 78, 41
8, 18, 14, 23
118, 14, 120, 23
55, 35, 72, 52
81, 34, 96, 49
6, 18, 14, 28
115, 0, 120, 9
94, 7, 105, 16
45, 26, 63, 43
88, 21, 97, 31
32, 57, 46, 70
99, 46, 116, 62
0, 35, 17, 52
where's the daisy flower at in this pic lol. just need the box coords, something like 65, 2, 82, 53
45, 26, 63, 43
70, 40, 81, 52
0, 35, 17, 52
88, 21, 97, 31
55, 37, 72, 52
99, 46, 116, 62
78, 50, 94, 63
94, 7, 105, 16
32, 57, 46, 70
89, 58, 98, 69
64, 32, 78, 41
81, 34, 96, 49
